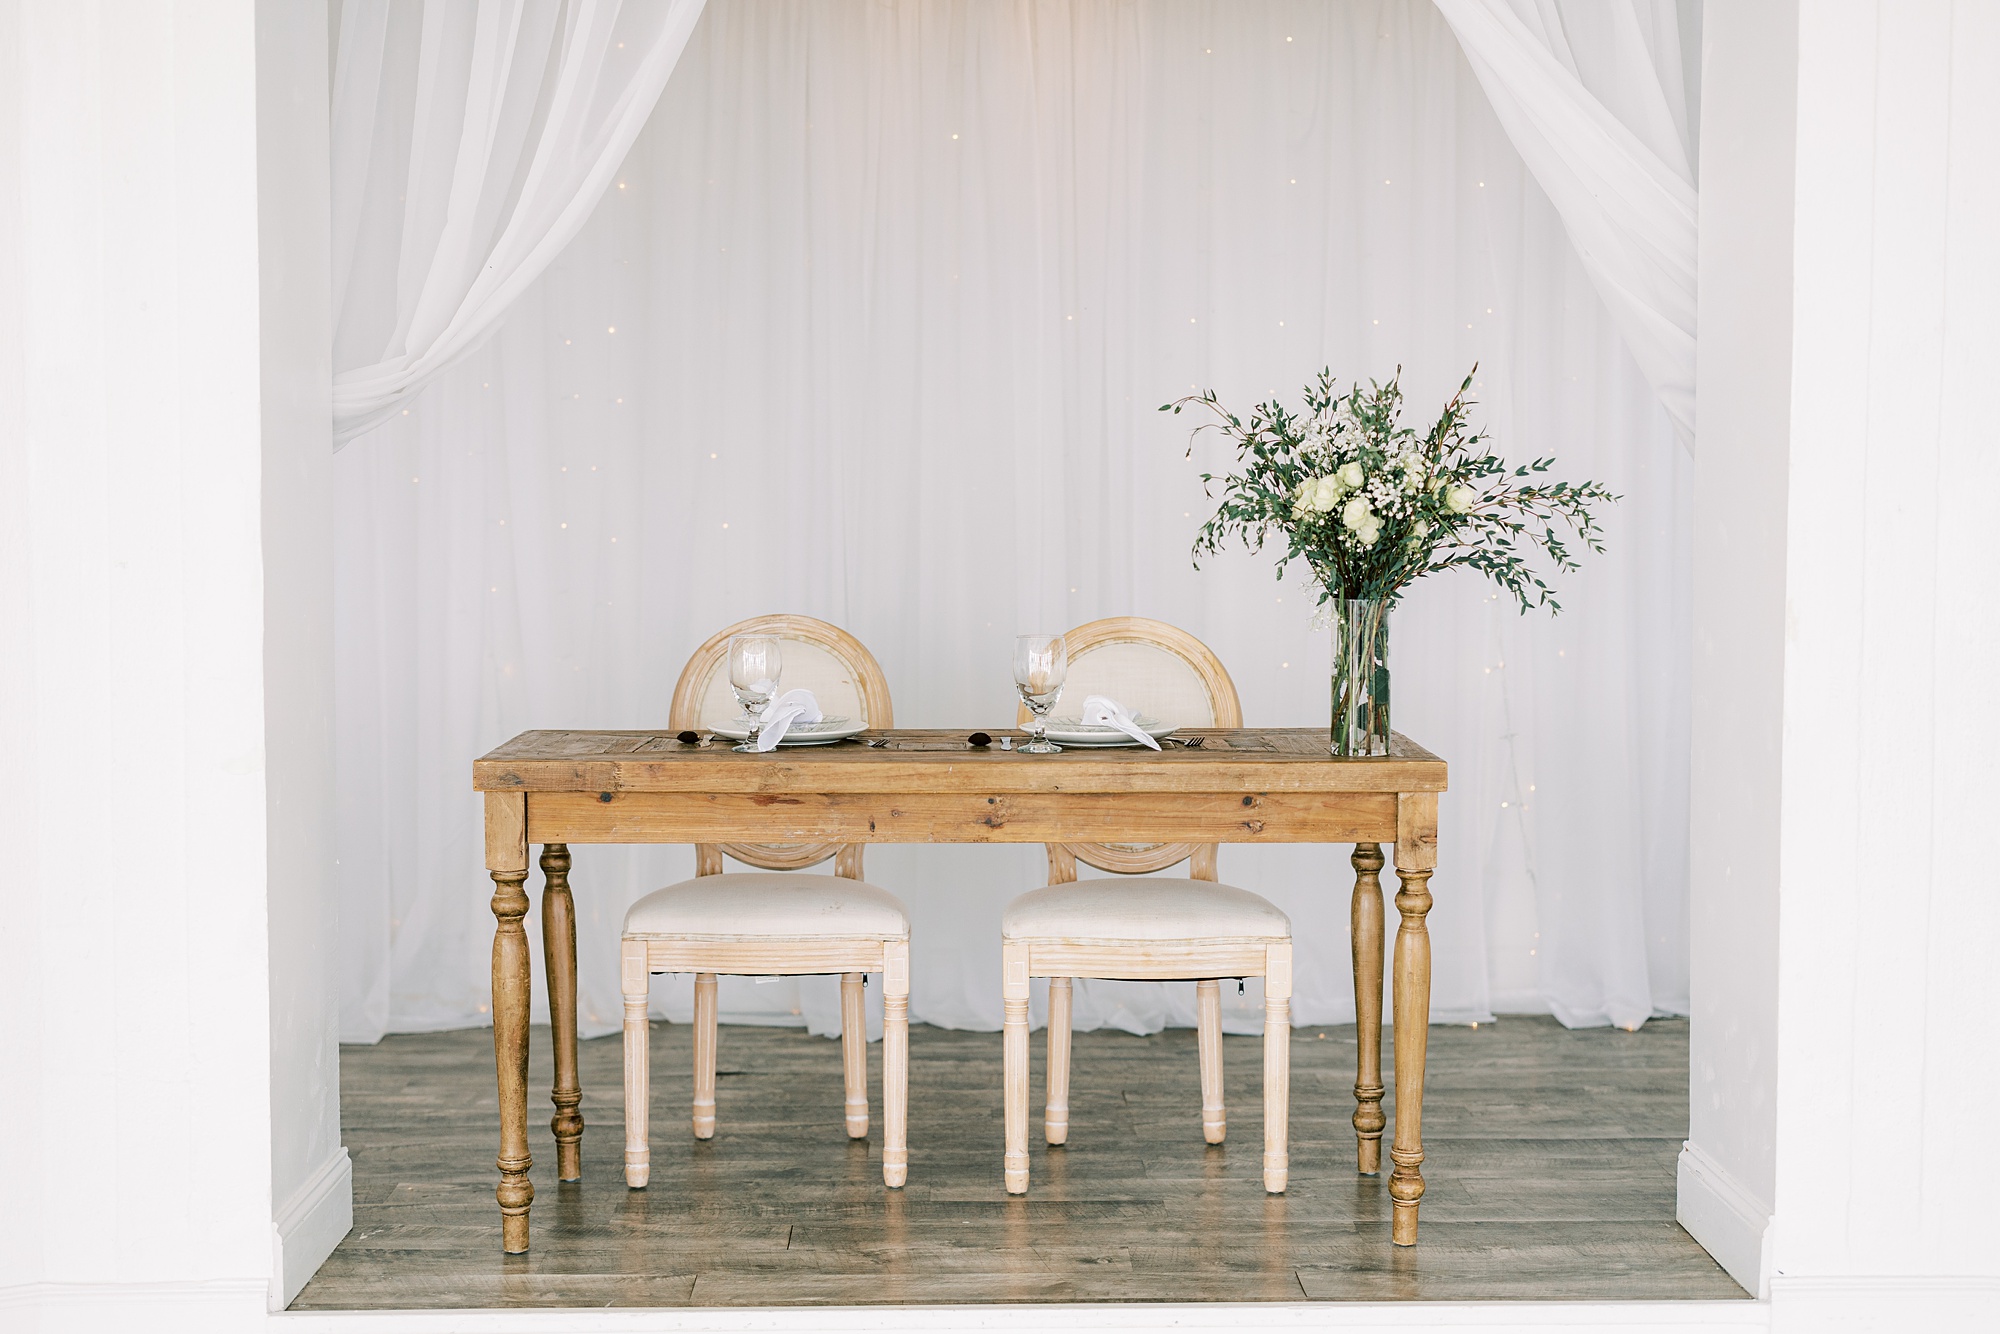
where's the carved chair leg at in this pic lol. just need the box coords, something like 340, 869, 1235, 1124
540, 844, 583, 1181
882, 940, 910, 1188
620, 938, 651, 1188
841, 972, 870, 1138
1350, 842, 1387, 1174
1196, 979, 1226, 1144
1263, 942, 1293, 1194
1045, 977, 1073, 1145
1002, 944, 1031, 1194
692, 973, 718, 1140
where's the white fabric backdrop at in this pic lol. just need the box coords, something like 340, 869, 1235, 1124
331, 0, 706, 444
1436, 0, 1699, 444
335, 0, 1692, 1045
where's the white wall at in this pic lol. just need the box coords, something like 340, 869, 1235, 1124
1678, 0, 1794, 1292
1771, 0, 2000, 1322
0, 0, 30, 1300
1686, 0, 2000, 1323
257, 0, 346, 1310
0, 0, 340, 1324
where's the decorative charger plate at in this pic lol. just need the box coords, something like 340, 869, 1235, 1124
708, 716, 869, 746
1039, 715, 1178, 747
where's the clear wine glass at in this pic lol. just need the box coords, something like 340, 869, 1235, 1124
1012, 634, 1067, 754
728, 635, 783, 753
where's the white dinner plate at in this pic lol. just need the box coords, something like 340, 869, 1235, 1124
1039, 715, 1178, 747
709, 716, 869, 746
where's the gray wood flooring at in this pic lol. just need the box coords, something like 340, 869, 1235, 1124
293, 1015, 1746, 1308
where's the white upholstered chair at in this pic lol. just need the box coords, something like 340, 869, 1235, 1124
1001, 617, 1294, 1194
621, 615, 911, 1189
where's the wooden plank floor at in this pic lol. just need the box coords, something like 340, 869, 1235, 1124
294, 1016, 1746, 1308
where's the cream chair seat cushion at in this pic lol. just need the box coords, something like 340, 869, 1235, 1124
1002, 878, 1290, 943
623, 872, 909, 941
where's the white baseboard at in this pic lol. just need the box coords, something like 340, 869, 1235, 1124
270, 1147, 353, 1309
1770, 1276, 2000, 1333
1677, 1141, 1771, 1296
0, 1278, 268, 1333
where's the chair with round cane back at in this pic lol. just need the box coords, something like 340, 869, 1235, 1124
620, 615, 911, 1190
1001, 616, 1293, 1194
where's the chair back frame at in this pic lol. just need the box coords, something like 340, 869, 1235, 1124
670, 614, 893, 874
1021, 616, 1242, 879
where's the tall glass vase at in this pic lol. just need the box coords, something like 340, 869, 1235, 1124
1330, 598, 1391, 757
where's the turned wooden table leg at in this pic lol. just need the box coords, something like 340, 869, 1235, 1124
488, 792, 536, 1256
1390, 794, 1438, 1246
492, 870, 535, 1251
486, 793, 534, 1253
1350, 842, 1387, 1174
540, 843, 584, 1181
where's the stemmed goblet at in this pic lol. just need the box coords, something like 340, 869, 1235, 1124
1012, 634, 1067, 754
728, 635, 784, 753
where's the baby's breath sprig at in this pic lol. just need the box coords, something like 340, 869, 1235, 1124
1164, 367, 1617, 613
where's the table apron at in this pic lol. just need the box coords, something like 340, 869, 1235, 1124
525, 789, 1400, 845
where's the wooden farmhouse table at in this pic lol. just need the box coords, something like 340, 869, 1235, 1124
474, 727, 1447, 1253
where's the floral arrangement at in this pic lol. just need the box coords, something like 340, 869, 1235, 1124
1166, 368, 1617, 613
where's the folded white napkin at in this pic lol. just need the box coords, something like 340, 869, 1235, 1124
756, 688, 823, 750
1079, 694, 1160, 750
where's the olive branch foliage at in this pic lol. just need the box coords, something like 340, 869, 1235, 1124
1163, 367, 1618, 614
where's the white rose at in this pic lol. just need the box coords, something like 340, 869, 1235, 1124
1410, 517, 1431, 540
1338, 462, 1365, 489
1445, 485, 1476, 514
1312, 475, 1343, 512
1341, 495, 1374, 532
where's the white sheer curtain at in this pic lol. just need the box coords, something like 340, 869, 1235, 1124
335, 0, 1691, 1045
1434, 0, 1699, 444
330, 0, 705, 444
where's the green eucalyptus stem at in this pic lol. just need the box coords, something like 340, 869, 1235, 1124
1165, 366, 1617, 615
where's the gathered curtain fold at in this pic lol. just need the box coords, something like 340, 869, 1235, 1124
1435, 0, 1698, 447
330, 0, 1697, 450
330, 0, 706, 446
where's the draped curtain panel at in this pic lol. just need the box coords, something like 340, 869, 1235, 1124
331, 0, 706, 444
1435, 0, 1700, 444
335, 0, 1692, 1044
